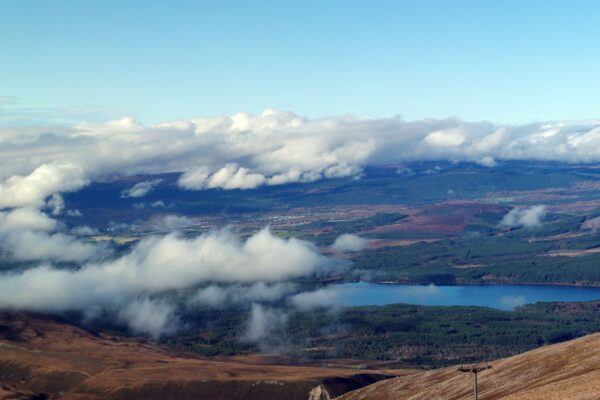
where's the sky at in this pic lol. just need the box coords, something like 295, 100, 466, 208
2, 0, 600, 124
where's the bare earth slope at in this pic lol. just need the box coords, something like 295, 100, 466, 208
0, 312, 409, 400
338, 332, 600, 400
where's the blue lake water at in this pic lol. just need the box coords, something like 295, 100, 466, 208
336, 282, 600, 310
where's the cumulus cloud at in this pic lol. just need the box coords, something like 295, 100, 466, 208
150, 200, 167, 208
0, 208, 103, 262
477, 156, 497, 167
120, 179, 162, 198
0, 163, 87, 209
177, 167, 211, 190
101, 228, 329, 287
46, 193, 65, 215
66, 209, 83, 217
331, 234, 369, 253
0, 228, 333, 337
424, 129, 466, 148
4, 230, 103, 262
289, 287, 344, 311
179, 164, 266, 190
499, 205, 547, 229
0, 207, 57, 231
3, 110, 600, 201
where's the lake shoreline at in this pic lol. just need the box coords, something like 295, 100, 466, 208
369, 279, 600, 289
334, 281, 600, 311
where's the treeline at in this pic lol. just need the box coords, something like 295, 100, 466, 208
289, 302, 600, 366
166, 300, 600, 368
350, 234, 600, 286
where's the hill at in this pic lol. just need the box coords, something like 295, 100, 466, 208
337, 331, 600, 400
0, 312, 409, 400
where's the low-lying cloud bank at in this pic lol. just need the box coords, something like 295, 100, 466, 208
0, 228, 339, 338
3, 110, 600, 208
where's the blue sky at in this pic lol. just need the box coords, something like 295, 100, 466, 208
2, 0, 600, 124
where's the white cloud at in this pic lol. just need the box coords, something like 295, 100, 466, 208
120, 179, 162, 198
66, 209, 83, 217
179, 164, 266, 190
207, 164, 266, 190
424, 129, 466, 147
177, 167, 211, 190
101, 228, 328, 288
0, 163, 87, 209
190, 285, 228, 307
4, 230, 102, 262
477, 156, 497, 167
331, 234, 369, 253
0, 208, 103, 262
2, 110, 600, 200
234, 282, 296, 303
117, 297, 179, 339
46, 193, 65, 215
0, 228, 333, 335
243, 303, 287, 342
289, 287, 344, 311
189, 282, 296, 308
499, 205, 547, 229
0, 207, 57, 232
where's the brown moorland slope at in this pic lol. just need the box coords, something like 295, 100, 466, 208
337, 331, 600, 400
0, 312, 410, 400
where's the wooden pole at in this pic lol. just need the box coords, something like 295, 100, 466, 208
457, 365, 492, 400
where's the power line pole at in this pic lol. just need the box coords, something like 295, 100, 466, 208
457, 364, 492, 400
